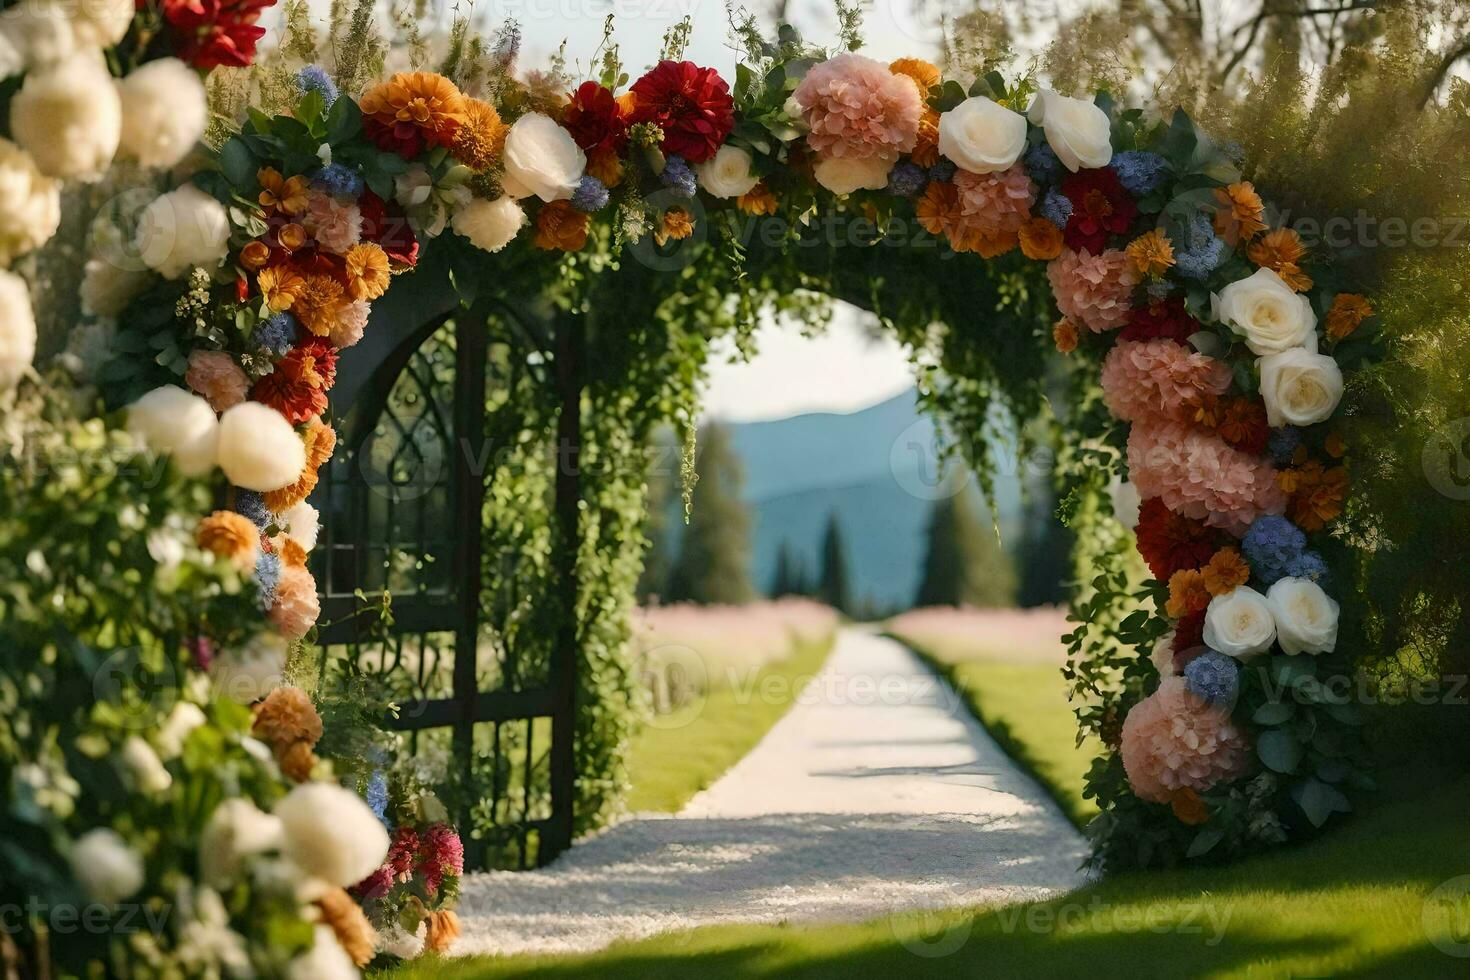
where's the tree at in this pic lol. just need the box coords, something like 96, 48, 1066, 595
665, 423, 755, 605
1016, 481, 1075, 608
636, 431, 676, 603
816, 512, 852, 615
913, 489, 1016, 609
769, 540, 799, 598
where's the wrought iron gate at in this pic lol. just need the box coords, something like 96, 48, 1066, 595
311, 306, 577, 870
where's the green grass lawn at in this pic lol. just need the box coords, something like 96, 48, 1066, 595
621, 631, 835, 814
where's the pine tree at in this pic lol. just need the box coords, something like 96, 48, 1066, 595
665, 423, 755, 605
1016, 482, 1074, 607
636, 432, 675, 603
769, 540, 797, 597
816, 512, 852, 614
913, 489, 1017, 608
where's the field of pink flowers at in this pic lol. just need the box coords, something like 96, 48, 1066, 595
884, 606, 1071, 664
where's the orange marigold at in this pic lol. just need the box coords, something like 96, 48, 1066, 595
916, 180, 961, 239
1248, 227, 1312, 291
1202, 547, 1250, 596
1127, 228, 1175, 278
1166, 568, 1211, 619
343, 242, 391, 301
738, 182, 778, 216
1053, 317, 1079, 353
252, 685, 323, 750
1213, 181, 1266, 246
197, 511, 259, 567
533, 200, 589, 251
955, 228, 1017, 258
257, 265, 305, 312
258, 167, 309, 216
585, 147, 624, 188
1170, 787, 1210, 826
1019, 217, 1064, 260
358, 72, 467, 153
1279, 461, 1349, 532
1325, 293, 1372, 340
451, 97, 509, 171
888, 57, 941, 93
292, 274, 345, 337
654, 207, 694, 246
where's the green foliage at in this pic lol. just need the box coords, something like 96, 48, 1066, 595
913, 489, 1017, 609
666, 423, 756, 605
815, 513, 853, 616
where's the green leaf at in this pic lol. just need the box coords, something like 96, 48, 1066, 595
326, 95, 362, 144
1185, 828, 1223, 858
1252, 700, 1295, 726
218, 138, 257, 188
1257, 728, 1303, 773
1292, 777, 1351, 828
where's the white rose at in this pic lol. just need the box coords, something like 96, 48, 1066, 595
70, 829, 144, 904
937, 96, 1027, 174
278, 500, 320, 552
209, 632, 288, 704
274, 783, 391, 888
126, 385, 219, 477
289, 925, 361, 980
0, 268, 36, 391
199, 798, 284, 888
121, 736, 172, 794
1266, 577, 1339, 655
216, 402, 305, 492
0, 138, 60, 265
68, 0, 134, 47
501, 112, 585, 203
1150, 629, 1177, 677
156, 701, 207, 759
1211, 267, 1319, 356
813, 155, 892, 195
1028, 90, 1113, 172
1258, 347, 1343, 427
0, 1, 76, 72
451, 195, 524, 253
135, 184, 231, 279
117, 59, 208, 169
696, 145, 760, 199
1108, 477, 1141, 529
1203, 585, 1277, 660
10, 52, 121, 180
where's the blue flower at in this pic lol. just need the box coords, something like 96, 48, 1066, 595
928, 160, 957, 184
1268, 426, 1302, 466
235, 491, 272, 529
1041, 188, 1073, 228
1241, 515, 1307, 586
1174, 212, 1227, 280
297, 65, 338, 108
312, 163, 364, 200
1025, 143, 1061, 185
254, 551, 282, 612
366, 767, 391, 827
661, 156, 697, 198
1184, 650, 1240, 706
253, 312, 299, 356
1284, 550, 1330, 584
1112, 150, 1168, 196
887, 162, 926, 197
572, 175, 609, 212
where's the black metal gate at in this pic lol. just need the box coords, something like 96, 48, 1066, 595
311, 299, 578, 870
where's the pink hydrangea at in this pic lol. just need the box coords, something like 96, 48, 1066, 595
1120, 676, 1249, 803
185, 349, 249, 412
330, 300, 369, 349
953, 163, 1037, 238
1100, 339, 1232, 425
793, 53, 921, 162
306, 189, 363, 254
268, 564, 320, 640
1128, 420, 1287, 536
1047, 248, 1138, 332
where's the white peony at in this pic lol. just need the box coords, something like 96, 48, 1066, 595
122, 736, 172, 794
278, 501, 320, 552
10, 51, 121, 180
0, 268, 36, 391
156, 701, 207, 759
216, 402, 305, 492
126, 385, 219, 477
274, 783, 391, 888
289, 925, 361, 980
0, 137, 60, 265
70, 829, 144, 904
937, 96, 1028, 174
1257, 347, 1344, 427
1203, 585, 1277, 660
1108, 477, 1141, 529
209, 632, 288, 705
501, 112, 585, 202
0, 1, 76, 72
135, 184, 231, 279
813, 155, 892, 195
199, 798, 285, 888
117, 59, 208, 169
1266, 577, 1339, 655
450, 195, 524, 253
67, 0, 134, 47
696, 145, 760, 199
1212, 267, 1318, 356
1028, 90, 1113, 172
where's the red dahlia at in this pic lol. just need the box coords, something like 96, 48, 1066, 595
252, 338, 338, 425
1119, 296, 1201, 345
1060, 166, 1138, 253
563, 81, 630, 156
1172, 609, 1207, 668
155, 0, 277, 69
359, 190, 419, 268
628, 60, 734, 163
1134, 496, 1222, 581
1215, 396, 1270, 457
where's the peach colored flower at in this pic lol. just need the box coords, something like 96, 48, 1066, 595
305, 190, 363, 255
197, 511, 259, 568
185, 349, 249, 412
1100, 339, 1232, 426
793, 53, 921, 162
330, 300, 370, 349
1121, 677, 1249, 804
1047, 247, 1138, 332
1128, 421, 1287, 536
953, 163, 1036, 238
269, 564, 320, 640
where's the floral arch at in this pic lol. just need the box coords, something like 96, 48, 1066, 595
1, 4, 1389, 975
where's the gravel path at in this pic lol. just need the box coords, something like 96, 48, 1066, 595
454, 628, 1089, 957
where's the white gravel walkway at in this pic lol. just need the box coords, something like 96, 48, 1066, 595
454, 627, 1089, 957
